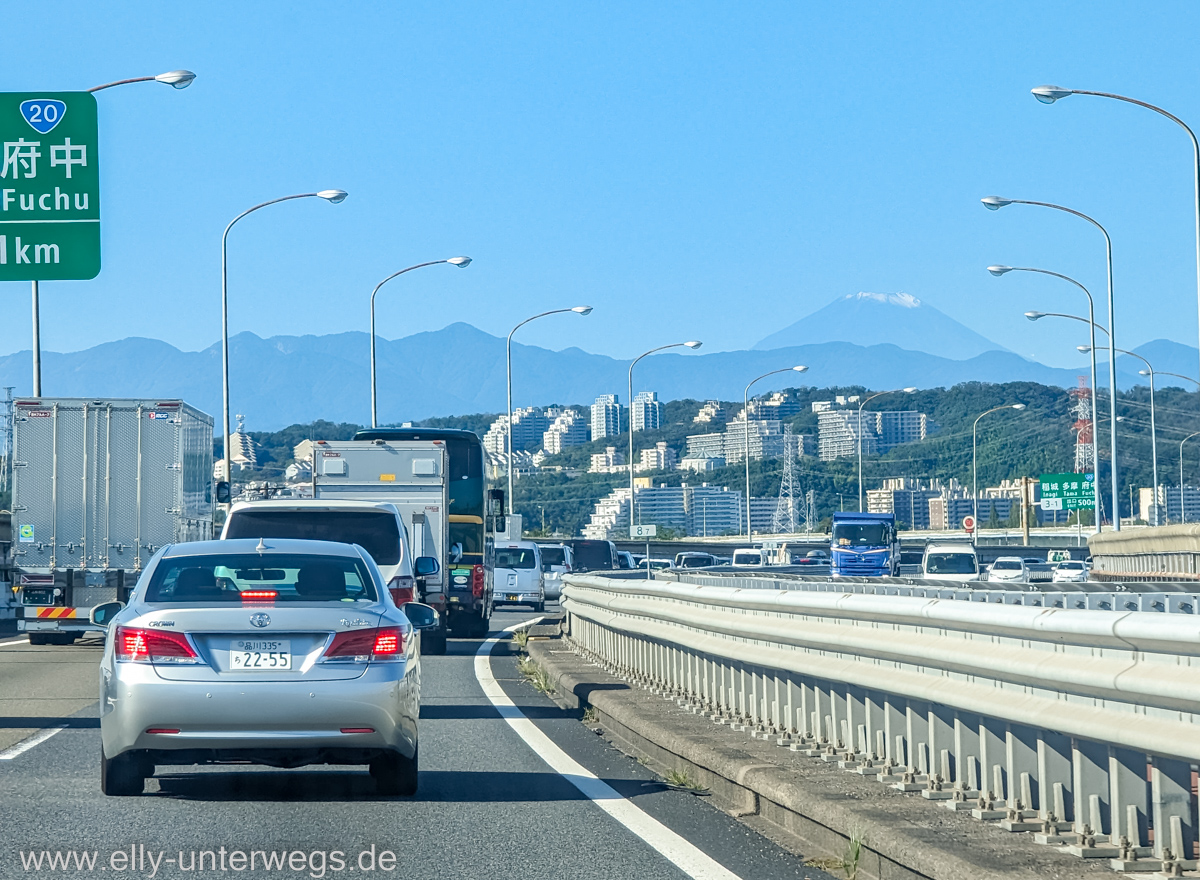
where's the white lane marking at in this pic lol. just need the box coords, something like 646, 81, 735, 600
474, 620, 744, 880
0, 725, 67, 760
0, 637, 30, 648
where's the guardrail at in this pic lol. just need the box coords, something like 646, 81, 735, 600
561, 574, 1200, 873
662, 569, 1200, 612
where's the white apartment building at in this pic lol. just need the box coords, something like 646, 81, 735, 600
636, 441, 678, 472
679, 456, 724, 472
694, 401, 726, 424
745, 391, 802, 420
583, 483, 750, 539
817, 410, 927, 461
543, 409, 589, 454
588, 446, 626, 474
631, 391, 663, 433
591, 394, 622, 439
866, 477, 943, 531
723, 418, 785, 463
1140, 486, 1200, 524
685, 432, 726, 461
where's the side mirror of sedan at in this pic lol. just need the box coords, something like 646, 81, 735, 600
90, 601, 125, 626
414, 556, 440, 577
402, 602, 440, 631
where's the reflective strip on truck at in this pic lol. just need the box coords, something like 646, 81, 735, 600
34, 607, 78, 619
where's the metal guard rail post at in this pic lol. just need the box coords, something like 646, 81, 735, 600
560, 574, 1200, 872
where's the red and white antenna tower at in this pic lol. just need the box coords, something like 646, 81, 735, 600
1070, 376, 1094, 473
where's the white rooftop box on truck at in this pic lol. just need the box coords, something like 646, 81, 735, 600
14, 398, 214, 643
305, 438, 447, 591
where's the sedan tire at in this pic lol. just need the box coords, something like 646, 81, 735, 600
101, 750, 145, 797
371, 748, 418, 796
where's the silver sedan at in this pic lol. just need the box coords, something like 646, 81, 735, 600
95, 538, 439, 797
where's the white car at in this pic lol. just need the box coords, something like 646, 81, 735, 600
537, 543, 573, 601
1052, 560, 1089, 583
987, 556, 1028, 584
494, 541, 545, 612
921, 543, 979, 581
732, 548, 764, 567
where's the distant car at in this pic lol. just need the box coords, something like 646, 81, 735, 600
566, 540, 620, 573
921, 543, 978, 581
1022, 557, 1042, 567
988, 556, 1028, 584
493, 541, 545, 612
617, 551, 637, 570
731, 548, 763, 567
638, 558, 672, 571
537, 543, 573, 601
1052, 560, 1089, 583
95, 538, 439, 797
794, 549, 830, 565
674, 552, 717, 569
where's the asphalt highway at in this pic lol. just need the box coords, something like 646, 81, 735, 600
0, 609, 829, 880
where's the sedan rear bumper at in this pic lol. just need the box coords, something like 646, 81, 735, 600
100, 662, 418, 762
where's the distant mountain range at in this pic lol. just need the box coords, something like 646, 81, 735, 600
0, 322, 1187, 431
755, 292, 1010, 360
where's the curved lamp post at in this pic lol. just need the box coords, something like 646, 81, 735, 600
221, 190, 347, 492
369, 257, 471, 427
28, 70, 196, 397
991, 264, 1104, 529
628, 341, 702, 534
1082, 345, 1159, 526
743, 366, 808, 539
1157, 370, 1200, 390
983, 196, 1121, 529
1032, 85, 1200, 385
857, 388, 917, 511
506, 306, 592, 515
973, 404, 1026, 530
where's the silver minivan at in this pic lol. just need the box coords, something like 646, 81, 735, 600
494, 541, 545, 612
537, 543, 573, 601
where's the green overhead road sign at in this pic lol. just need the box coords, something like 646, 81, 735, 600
0, 92, 100, 281
1039, 472, 1095, 511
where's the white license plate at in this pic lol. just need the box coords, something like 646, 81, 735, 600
230, 639, 292, 670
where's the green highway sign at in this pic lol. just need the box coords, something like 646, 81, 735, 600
0, 92, 100, 281
1039, 472, 1095, 511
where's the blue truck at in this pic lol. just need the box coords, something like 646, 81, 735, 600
830, 512, 901, 577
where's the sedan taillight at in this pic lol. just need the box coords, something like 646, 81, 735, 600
388, 575, 415, 606
321, 627, 404, 663
116, 627, 201, 664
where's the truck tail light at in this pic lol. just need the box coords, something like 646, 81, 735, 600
388, 575, 415, 606
116, 627, 201, 664
321, 627, 404, 663
471, 564, 485, 598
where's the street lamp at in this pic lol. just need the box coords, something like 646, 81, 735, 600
506, 307, 592, 517
1082, 345, 1159, 526
369, 257, 471, 427
221, 190, 347, 492
1157, 370, 1200, 390
1032, 85, 1200, 386
993, 263, 1104, 526
743, 366, 808, 539
857, 388, 917, 511
982, 196, 1121, 529
628, 341, 702, 535
26, 70, 197, 397
1182, 431, 1200, 523
973, 404, 1026, 531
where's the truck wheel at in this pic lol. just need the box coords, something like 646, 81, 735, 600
371, 748, 418, 796
101, 750, 145, 797
533, 602, 545, 614
27, 634, 50, 646
468, 613, 490, 639
51, 633, 78, 646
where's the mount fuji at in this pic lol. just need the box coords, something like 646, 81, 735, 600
754, 292, 1009, 361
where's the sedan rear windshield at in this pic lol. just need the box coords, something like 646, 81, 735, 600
992, 560, 1021, 570
496, 549, 537, 570
146, 554, 378, 603
224, 510, 401, 565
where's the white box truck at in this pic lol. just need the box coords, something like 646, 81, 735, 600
14, 398, 214, 644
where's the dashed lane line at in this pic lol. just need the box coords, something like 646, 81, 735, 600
0, 726, 67, 760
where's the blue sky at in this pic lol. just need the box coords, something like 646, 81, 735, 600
5, 1, 1200, 370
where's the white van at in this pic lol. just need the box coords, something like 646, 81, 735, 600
921, 543, 979, 581
494, 541, 545, 612
732, 548, 764, 567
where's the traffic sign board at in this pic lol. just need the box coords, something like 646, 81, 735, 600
1039, 473, 1094, 511
0, 92, 100, 280
962, 515, 975, 533
631, 524, 657, 538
